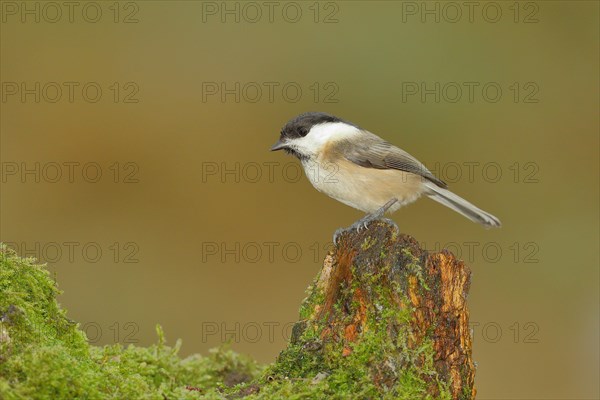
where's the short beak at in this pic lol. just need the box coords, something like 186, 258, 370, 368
270, 139, 288, 151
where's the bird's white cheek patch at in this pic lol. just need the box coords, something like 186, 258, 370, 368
296, 122, 361, 154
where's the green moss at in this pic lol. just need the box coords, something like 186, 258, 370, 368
402, 248, 430, 291
0, 235, 459, 399
0, 244, 262, 400
360, 236, 377, 251
298, 281, 325, 321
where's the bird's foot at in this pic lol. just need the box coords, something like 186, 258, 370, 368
333, 198, 399, 245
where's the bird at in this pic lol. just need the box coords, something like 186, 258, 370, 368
270, 112, 501, 242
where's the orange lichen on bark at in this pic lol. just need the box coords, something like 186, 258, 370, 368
423, 251, 475, 399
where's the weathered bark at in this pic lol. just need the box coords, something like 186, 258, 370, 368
272, 221, 476, 399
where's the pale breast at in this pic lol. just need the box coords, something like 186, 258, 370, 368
301, 156, 427, 214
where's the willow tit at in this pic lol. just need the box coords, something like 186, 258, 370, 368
271, 112, 500, 240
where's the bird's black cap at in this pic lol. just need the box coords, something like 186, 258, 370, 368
279, 112, 348, 141
271, 112, 357, 154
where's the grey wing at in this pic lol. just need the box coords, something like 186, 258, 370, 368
343, 131, 448, 189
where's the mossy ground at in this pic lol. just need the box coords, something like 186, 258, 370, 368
0, 244, 263, 400
1, 236, 458, 399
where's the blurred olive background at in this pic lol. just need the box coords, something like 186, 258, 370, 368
1, 1, 598, 398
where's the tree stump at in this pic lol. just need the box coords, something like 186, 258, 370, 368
270, 221, 476, 399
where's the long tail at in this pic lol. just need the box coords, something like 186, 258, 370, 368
424, 182, 501, 228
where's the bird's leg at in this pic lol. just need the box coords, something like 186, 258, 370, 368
333, 198, 400, 244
